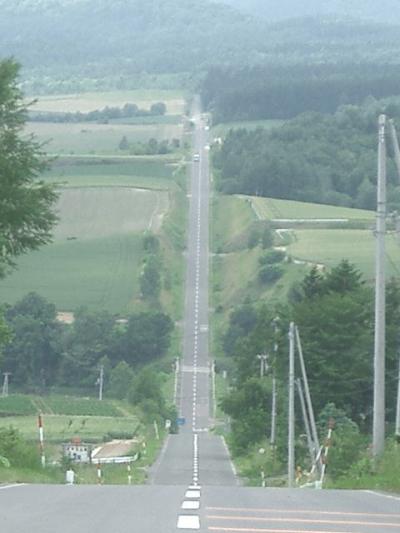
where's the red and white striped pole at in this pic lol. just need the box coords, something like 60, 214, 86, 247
38, 413, 45, 468
97, 462, 102, 485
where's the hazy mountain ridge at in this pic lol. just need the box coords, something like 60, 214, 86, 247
219, 0, 400, 23
2, 0, 400, 90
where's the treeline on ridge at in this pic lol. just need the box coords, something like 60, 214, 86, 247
29, 102, 167, 123
201, 65, 400, 122
212, 98, 400, 209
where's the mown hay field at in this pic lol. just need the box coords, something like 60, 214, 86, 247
248, 196, 375, 221
288, 229, 400, 279
25, 121, 184, 155
0, 186, 169, 311
29, 90, 186, 114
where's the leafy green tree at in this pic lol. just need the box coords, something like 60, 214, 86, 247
0, 59, 58, 277
2, 293, 62, 387
109, 361, 134, 399
118, 135, 129, 150
258, 264, 283, 284
58, 308, 116, 388
0, 427, 39, 469
150, 102, 166, 115
118, 312, 173, 366
221, 377, 271, 454
140, 258, 161, 300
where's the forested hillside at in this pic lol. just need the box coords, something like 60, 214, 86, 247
220, 0, 400, 23
212, 98, 400, 209
3, 1, 400, 93
201, 64, 400, 122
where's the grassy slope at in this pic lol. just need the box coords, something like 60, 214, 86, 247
211, 193, 400, 361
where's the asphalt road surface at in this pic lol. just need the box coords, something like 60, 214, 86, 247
1, 102, 400, 532
149, 99, 236, 489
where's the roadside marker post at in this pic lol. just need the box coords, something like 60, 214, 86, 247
38, 413, 46, 468
97, 462, 102, 485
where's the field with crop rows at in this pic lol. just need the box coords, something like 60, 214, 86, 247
0, 414, 138, 442
0, 394, 125, 417
25, 121, 184, 155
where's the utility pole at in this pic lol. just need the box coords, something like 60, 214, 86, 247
257, 354, 268, 378
373, 114, 387, 457
288, 322, 295, 488
296, 378, 314, 466
396, 357, 400, 440
295, 326, 320, 464
270, 375, 277, 447
2, 372, 11, 397
98, 365, 104, 401
270, 317, 280, 447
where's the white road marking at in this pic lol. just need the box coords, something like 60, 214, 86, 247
0, 484, 26, 491
185, 490, 201, 499
177, 515, 200, 529
182, 500, 200, 510
365, 490, 400, 502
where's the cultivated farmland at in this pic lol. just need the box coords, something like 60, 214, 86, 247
0, 90, 188, 313
25, 121, 184, 155
29, 90, 186, 115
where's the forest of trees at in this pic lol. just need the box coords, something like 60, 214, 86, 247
201, 65, 400, 122
29, 102, 167, 123
212, 98, 400, 209
221, 262, 400, 470
0, 292, 174, 393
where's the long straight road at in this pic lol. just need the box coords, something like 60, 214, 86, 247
149, 100, 237, 488
1, 102, 400, 532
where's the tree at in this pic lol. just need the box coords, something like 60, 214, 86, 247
140, 259, 161, 300
118, 312, 173, 366
2, 293, 62, 388
0, 59, 58, 277
118, 135, 129, 150
109, 361, 134, 399
58, 308, 116, 388
150, 102, 166, 116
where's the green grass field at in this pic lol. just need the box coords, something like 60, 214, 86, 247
25, 121, 184, 155
289, 229, 400, 278
0, 414, 138, 442
29, 90, 186, 115
0, 233, 143, 311
248, 196, 375, 221
0, 394, 126, 417
211, 195, 256, 253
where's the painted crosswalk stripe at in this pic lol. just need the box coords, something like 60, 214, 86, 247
177, 515, 200, 529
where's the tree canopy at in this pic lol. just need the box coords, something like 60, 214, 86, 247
0, 59, 57, 277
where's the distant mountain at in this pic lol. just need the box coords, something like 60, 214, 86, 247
2, 0, 400, 92
219, 0, 400, 23
0, 0, 265, 72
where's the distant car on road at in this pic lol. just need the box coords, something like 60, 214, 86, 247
193, 153, 200, 162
